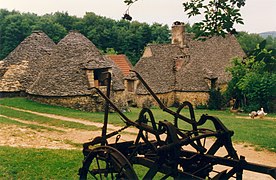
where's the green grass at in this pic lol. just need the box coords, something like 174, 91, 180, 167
0, 146, 81, 179
0, 105, 99, 131
0, 97, 275, 179
0, 97, 276, 152
0, 146, 166, 179
0, 98, 106, 122
0, 115, 62, 132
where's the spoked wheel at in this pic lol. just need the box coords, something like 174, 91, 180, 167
79, 146, 138, 180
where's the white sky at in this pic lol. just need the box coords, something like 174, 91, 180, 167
0, 0, 275, 33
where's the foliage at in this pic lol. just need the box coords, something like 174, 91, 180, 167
105, 48, 118, 55
236, 31, 265, 55
32, 15, 67, 43
226, 40, 276, 112
183, 0, 245, 39
0, 9, 169, 64
0, 10, 37, 59
208, 88, 224, 110
123, 0, 245, 39
236, 31, 276, 55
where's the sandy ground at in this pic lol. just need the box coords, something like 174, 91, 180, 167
0, 106, 275, 179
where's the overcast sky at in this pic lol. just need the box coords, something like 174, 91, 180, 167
1, 0, 275, 33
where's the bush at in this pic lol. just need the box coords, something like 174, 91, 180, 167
226, 40, 276, 112
208, 88, 223, 110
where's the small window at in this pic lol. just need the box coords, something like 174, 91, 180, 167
127, 80, 134, 92
94, 68, 109, 87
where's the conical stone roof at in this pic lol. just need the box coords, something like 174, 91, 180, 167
27, 31, 124, 96
0, 31, 55, 92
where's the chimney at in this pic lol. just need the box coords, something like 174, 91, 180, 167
171, 21, 185, 48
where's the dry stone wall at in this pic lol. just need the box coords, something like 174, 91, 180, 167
133, 91, 209, 108
175, 91, 209, 107
0, 61, 29, 92
135, 92, 175, 108
28, 94, 105, 112
28, 89, 127, 112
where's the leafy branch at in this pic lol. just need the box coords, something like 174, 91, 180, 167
124, 0, 246, 39
183, 0, 245, 39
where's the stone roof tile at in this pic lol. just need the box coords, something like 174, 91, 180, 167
27, 31, 124, 96
135, 34, 245, 94
0, 31, 56, 92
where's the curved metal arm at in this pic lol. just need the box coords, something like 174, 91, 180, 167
131, 70, 196, 125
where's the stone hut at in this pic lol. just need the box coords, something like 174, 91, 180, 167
0, 31, 56, 97
27, 31, 126, 112
129, 22, 245, 107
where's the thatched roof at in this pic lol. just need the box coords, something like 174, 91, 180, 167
134, 34, 245, 94
0, 31, 55, 92
27, 31, 124, 96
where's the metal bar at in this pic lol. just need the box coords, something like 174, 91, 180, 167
131, 70, 195, 124
132, 157, 203, 179
94, 87, 132, 124
101, 72, 111, 146
180, 150, 276, 178
94, 87, 161, 135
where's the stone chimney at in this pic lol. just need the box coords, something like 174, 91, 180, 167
171, 21, 185, 48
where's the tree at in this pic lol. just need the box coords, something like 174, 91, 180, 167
226, 40, 276, 112
124, 0, 245, 39
236, 31, 264, 55
53, 12, 80, 31
32, 15, 67, 43
0, 9, 170, 64
0, 12, 37, 59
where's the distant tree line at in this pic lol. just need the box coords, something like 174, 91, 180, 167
0, 9, 170, 64
1, 9, 276, 64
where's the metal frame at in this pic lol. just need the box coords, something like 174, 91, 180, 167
79, 71, 276, 180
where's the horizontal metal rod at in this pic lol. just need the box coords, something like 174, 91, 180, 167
181, 150, 276, 178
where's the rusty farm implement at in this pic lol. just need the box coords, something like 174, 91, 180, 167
78, 71, 276, 179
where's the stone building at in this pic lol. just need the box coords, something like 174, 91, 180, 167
0, 31, 56, 97
128, 22, 245, 107
27, 31, 126, 112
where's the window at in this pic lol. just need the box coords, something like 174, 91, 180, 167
127, 80, 134, 92
94, 68, 109, 87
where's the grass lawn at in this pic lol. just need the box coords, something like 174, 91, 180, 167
0, 103, 99, 131
0, 97, 275, 152
0, 145, 165, 179
0, 97, 275, 179
0, 146, 81, 179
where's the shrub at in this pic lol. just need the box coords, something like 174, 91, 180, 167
208, 88, 223, 110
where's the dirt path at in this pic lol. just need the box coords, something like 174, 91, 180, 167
0, 105, 138, 133
1, 105, 275, 179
